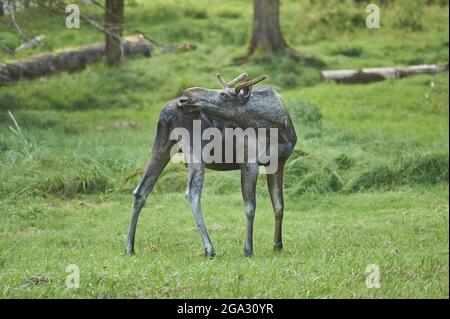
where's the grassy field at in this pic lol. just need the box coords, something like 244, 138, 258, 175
0, 0, 449, 298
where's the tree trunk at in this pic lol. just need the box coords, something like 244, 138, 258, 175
104, 0, 124, 66
0, 1, 4, 18
248, 0, 298, 56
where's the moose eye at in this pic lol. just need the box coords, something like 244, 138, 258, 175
220, 92, 229, 99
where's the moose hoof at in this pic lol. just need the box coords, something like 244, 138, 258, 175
205, 248, 216, 259
244, 249, 253, 258
125, 244, 135, 256
274, 242, 283, 252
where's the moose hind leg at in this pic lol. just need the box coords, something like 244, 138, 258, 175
241, 163, 259, 257
267, 163, 285, 251
125, 120, 173, 255
126, 169, 164, 255
126, 186, 146, 255
185, 163, 215, 258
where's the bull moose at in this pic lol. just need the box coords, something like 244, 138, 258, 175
126, 73, 297, 257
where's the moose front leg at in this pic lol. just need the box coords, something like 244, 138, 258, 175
185, 163, 216, 258
241, 163, 259, 257
267, 161, 285, 252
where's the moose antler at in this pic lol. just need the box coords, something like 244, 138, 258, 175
216, 73, 248, 89
234, 75, 267, 94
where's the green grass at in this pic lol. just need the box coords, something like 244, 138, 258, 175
0, 188, 448, 298
0, 0, 448, 298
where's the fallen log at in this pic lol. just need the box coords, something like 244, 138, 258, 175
0, 34, 152, 85
321, 64, 449, 84
15, 35, 45, 52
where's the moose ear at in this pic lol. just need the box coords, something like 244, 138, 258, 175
238, 86, 252, 104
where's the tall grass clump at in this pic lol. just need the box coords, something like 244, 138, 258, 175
2, 111, 44, 162
1, 156, 115, 197
397, 152, 449, 185
32, 157, 114, 197
346, 164, 396, 192
284, 151, 343, 196
347, 152, 449, 191
154, 163, 187, 194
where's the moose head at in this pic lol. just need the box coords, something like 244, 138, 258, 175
177, 73, 268, 111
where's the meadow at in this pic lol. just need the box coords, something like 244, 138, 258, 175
0, 0, 448, 298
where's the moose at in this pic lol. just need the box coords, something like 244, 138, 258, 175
126, 73, 297, 257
